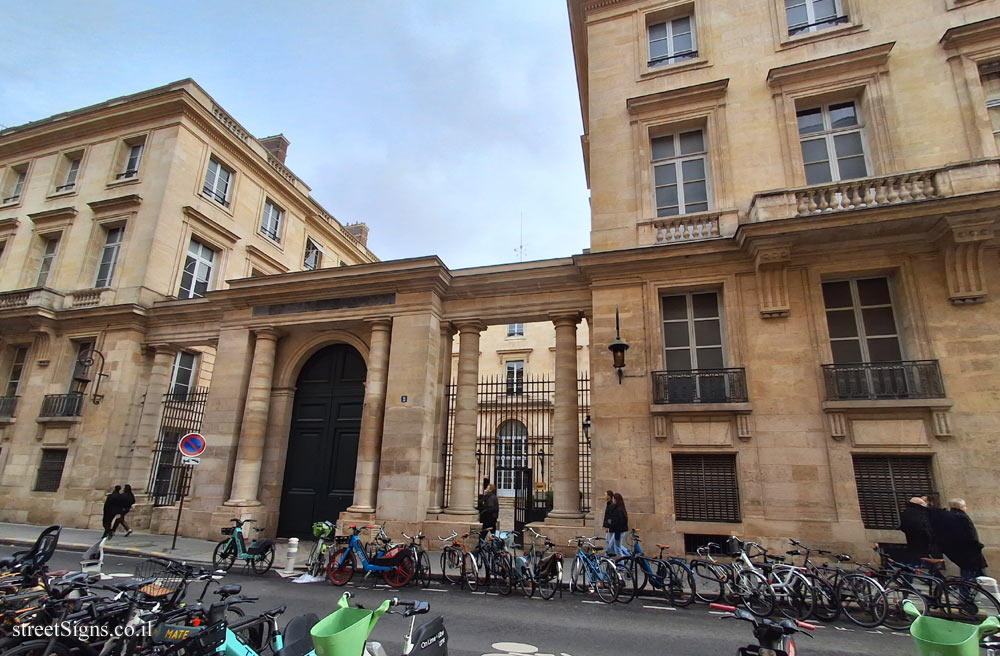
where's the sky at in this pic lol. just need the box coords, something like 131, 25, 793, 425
1, 1, 591, 270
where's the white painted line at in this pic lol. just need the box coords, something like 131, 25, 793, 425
421, 588, 447, 593
581, 600, 605, 604
643, 605, 676, 611
833, 627, 855, 632
708, 611, 729, 615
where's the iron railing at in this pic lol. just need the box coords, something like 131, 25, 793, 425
39, 393, 84, 417
822, 360, 945, 401
148, 387, 209, 506
651, 368, 748, 404
0, 395, 18, 418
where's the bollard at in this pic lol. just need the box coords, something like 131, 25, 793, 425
283, 537, 299, 576
978, 576, 1000, 606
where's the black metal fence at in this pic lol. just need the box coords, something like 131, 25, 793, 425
822, 360, 945, 401
147, 387, 209, 506
39, 393, 84, 417
651, 368, 748, 404
0, 395, 17, 418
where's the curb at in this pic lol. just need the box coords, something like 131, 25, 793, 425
0, 537, 213, 566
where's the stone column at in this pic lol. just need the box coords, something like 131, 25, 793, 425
128, 345, 177, 491
225, 328, 280, 506
547, 314, 583, 520
348, 319, 392, 514
444, 320, 484, 517
427, 323, 454, 514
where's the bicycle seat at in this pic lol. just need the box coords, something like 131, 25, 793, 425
656, 544, 670, 550
836, 554, 852, 562
920, 557, 946, 565
769, 555, 786, 562
786, 550, 802, 556
215, 584, 241, 597
274, 613, 318, 656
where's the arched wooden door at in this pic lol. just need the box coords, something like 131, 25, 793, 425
277, 344, 366, 538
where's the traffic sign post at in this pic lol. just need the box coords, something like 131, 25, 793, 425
170, 433, 206, 551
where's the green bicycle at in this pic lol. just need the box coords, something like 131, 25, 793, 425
212, 518, 276, 575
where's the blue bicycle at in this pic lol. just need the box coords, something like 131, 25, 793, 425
567, 535, 621, 603
327, 524, 414, 588
615, 528, 696, 606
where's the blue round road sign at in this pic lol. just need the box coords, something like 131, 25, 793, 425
179, 433, 206, 457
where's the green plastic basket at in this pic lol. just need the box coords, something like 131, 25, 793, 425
310, 594, 389, 656
903, 601, 1000, 656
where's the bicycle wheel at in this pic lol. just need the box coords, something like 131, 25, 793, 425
462, 552, 480, 592
384, 556, 414, 588
691, 561, 725, 603
250, 544, 275, 575
777, 573, 815, 620
569, 558, 587, 595
537, 560, 561, 600
213, 539, 236, 571
667, 560, 696, 607
805, 573, 840, 622
733, 569, 775, 617
838, 574, 887, 628
595, 558, 620, 604
441, 548, 462, 585
306, 544, 322, 578
417, 550, 432, 588
883, 584, 925, 631
616, 558, 636, 604
518, 561, 534, 598
632, 559, 649, 594
327, 547, 355, 586
495, 553, 513, 596
2, 639, 75, 656
940, 580, 1000, 623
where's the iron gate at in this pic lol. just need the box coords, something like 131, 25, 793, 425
147, 388, 209, 506
441, 374, 591, 536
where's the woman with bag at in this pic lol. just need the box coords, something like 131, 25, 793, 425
608, 493, 629, 557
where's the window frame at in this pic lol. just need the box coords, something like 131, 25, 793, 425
784, 0, 849, 37
647, 14, 698, 69
202, 157, 234, 207
660, 291, 726, 371
505, 360, 525, 396
260, 199, 284, 243
4, 346, 29, 397
506, 323, 524, 338
303, 238, 323, 271
94, 225, 125, 288
852, 455, 935, 530
177, 237, 217, 299
34, 449, 69, 493
796, 100, 872, 185
168, 352, 199, 399
110, 135, 147, 183
672, 453, 741, 523
36, 235, 61, 288
822, 276, 903, 364
650, 128, 713, 217
2, 164, 29, 205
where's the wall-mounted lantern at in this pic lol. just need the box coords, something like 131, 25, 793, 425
73, 348, 109, 405
608, 305, 630, 384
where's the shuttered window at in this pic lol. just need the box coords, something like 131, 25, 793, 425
34, 449, 68, 492
852, 455, 934, 530
673, 454, 740, 523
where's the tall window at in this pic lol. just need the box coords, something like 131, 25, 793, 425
118, 143, 143, 179
57, 157, 81, 192
672, 454, 740, 523
661, 292, 724, 402
34, 449, 68, 492
495, 419, 528, 495
651, 129, 710, 216
982, 67, 1000, 152
94, 226, 124, 287
822, 277, 901, 363
505, 360, 525, 395
3, 168, 26, 203
169, 352, 198, 399
261, 199, 283, 242
648, 15, 697, 68
203, 158, 233, 206
4, 346, 28, 397
36, 236, 60, 287
303, 239, 322, 270
178, 238, 215, 299
853, 455, 934, 530
507, 323, 524, 337
785, 0, 848, 36
797, 101, 869, 185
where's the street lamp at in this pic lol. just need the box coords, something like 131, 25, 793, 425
73, 348, 109, 405
608, 305, 630, 384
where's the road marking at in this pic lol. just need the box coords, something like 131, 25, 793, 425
642, 605, 676, 611
581, 600, 605, 604
708, 611, 729, 615
833, 627, 855, 632
421, 588, 447, 592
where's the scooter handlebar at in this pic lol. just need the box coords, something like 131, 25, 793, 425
710, 603, 737, 612
796, 620, 816, 631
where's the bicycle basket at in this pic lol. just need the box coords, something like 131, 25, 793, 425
495, 531, 514, 548
334, 535, 351, 545
724, 536, 744, 558
220, 527, 234, 536
134, 559, 184, 598
312, 521, 335, 539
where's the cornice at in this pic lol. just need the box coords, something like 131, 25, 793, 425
28, 206, 77, 230
766, 42, 894, 88
245, 244, 290, 273
87, 194, 142, 215
181, 205, 241, 244
0, 217, 18, 236
940, 16, 1000, 50
626, 79, 729, 116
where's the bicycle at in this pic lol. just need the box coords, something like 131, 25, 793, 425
314, 591, 447, 656
722, 537, 776, 617
567, 536, 620, 604
401, 532, 432, 589
614, 530, 695, 606
786, 538, 886, 627
212, 518, 276, 575
516, 527, 562, 600
689, 541, 730, 604
303, 520, 337, 578
327, 525, 414, 588
437, 532, 466, 587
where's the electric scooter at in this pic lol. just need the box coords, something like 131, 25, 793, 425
710, 603, 814, 655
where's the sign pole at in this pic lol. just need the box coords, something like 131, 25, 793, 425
170, 466, 192, 551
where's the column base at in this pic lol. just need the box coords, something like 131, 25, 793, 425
425, 505, 444, 515
346, 505, 375, 514
223, 499, 262, 507
440, 509, 479, 519
545, 510, 586, 521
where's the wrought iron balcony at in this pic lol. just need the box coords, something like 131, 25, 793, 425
0, 396, 18, 418
651, 368, 748, 405
39, 393, 85, 418
822, 361, 945, 401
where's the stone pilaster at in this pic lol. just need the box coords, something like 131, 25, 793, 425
934, 216, 994, 304
127, 345, 177, 492
427, 322, 454, 515
443, 320, 485, 517
547, 313, 584, 520
348, 318, 392, 514
225, 328, 280, 506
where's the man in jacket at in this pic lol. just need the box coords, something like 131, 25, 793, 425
899, 496, 934, 565
943, 499, 988, 581
479, 483, 499, 534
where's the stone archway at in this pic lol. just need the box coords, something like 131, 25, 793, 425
277, 343, 366, 538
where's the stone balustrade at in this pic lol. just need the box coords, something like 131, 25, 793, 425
211, 105, 250, 142
654, 212, 721, 243
66, 289, 110, 308
0, 288, 64, 310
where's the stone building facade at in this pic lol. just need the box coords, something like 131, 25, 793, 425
3, 0, 1000, 565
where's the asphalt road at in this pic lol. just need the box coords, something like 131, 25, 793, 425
2, 547, 917, 656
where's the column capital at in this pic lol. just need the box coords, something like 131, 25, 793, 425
253, 327, 282, 342
143, 342, 180, 357
549, 312, 582, 328
366, 317, 394, 333
454, 319, 487, 334
439, 321, 455, 337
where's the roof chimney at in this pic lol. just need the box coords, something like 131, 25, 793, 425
259, 134, 290, 163
345, 222, 370, 247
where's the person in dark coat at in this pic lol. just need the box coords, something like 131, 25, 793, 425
479, 483, 499, 534
943, 498, 988, 580
898, 496, 934, 565
609, 493, 629, 557
601, 490, 616, 556
102, 485, 122, 539
111, 484, 135, 537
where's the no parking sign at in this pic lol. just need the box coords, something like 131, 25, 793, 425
179, 433, 206, 464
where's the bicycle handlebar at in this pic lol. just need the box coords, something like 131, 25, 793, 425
437, 531, 459, 542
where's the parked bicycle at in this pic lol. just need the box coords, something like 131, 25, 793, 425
568, 535, 620, 604
517, 528, 562, 600
614, 530, 695, 606
401, 531, 432, 589
212, 518, 276, 575
303, 520, 337, 578
327, 524, 414, 588
786, 538, 886, 627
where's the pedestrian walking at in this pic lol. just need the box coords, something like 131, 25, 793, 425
479, 483, 499, 534
111, 484, 135, 537
898, 496, 934, 566
942, 498, 988, 581
601, 490, 617, 556
609, 493, 628, 557
102, 485, 122, 539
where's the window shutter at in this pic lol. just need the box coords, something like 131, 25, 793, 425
35, 449, 68, 492
673, 454, 740, 522
852, 455, 934, 529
